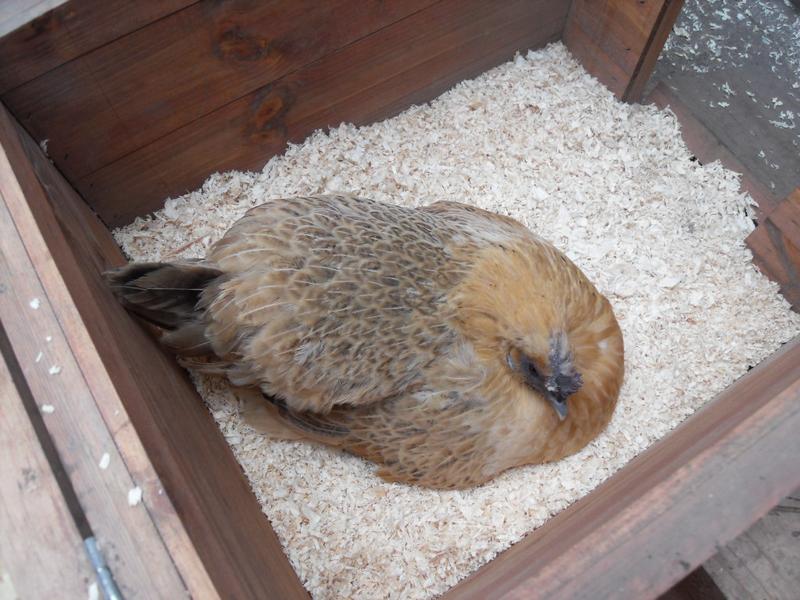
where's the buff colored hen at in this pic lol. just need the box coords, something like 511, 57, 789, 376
107, 195, 624, 489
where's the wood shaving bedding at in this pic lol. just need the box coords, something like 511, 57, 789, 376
113, 42, 800, 599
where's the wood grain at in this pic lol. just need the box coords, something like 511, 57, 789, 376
745, 199, 800, 312
650, 2, 800, 202
564, 0, 684, 102
0, 340, 94, 599
1, 102, 308, 598
0, 0, 195, 94
766, 189, 800, 248
0, 114, 192, 599
704, 490, 800, 600
625, 0, 684, 102
3, 0, 436, 179
77, 0, 568, 225
445, 337, 800, 599
647, 82, 780, 218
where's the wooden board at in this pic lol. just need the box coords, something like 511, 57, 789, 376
0, 102, 307, 598
3, 0, 437, 180
564, 0, 684, 102
445, 337, 800, 599
704, 490, 800, 600
0, 0, 196, 94
75, 0, 569, 225
623, 0, 684, 102
767, 189, 800, 248
0, 114, 193, 599
746, 189, 800, 311
0, 338, 95, 599
650, 0, 800, 202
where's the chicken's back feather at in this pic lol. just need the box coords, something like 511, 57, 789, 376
202, 195, 485, 412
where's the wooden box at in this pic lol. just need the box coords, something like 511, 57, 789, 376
2, 1, 799, 598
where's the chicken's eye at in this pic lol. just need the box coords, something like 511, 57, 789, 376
507, 351, 545, 391
520, 354, 543, 383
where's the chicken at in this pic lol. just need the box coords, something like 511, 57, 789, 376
106, 194, 624, 489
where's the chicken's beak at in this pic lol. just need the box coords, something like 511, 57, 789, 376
545, 391, 569, 421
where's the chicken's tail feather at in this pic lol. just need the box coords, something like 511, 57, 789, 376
104, 262, 223, 352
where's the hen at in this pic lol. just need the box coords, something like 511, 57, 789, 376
107, 195, 624, 489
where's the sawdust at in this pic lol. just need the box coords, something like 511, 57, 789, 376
113, 42, 800, 599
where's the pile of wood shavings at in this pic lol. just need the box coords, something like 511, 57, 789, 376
114, 43, 800, 600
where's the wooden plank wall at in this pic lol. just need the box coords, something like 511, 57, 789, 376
0, 102, 308, 599
564, 0, 684, 102
747, 189, 800, 311
0, 0, 195, 93
0, 0, 569, 226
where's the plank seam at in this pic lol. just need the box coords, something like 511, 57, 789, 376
623, 0, 674, 101
0, 1, 203, 96
101, 0, 446, 174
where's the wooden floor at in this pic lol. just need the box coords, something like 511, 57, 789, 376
649, 0, 799, 201
705, 491, 800, 599
651, 1, 800, 598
